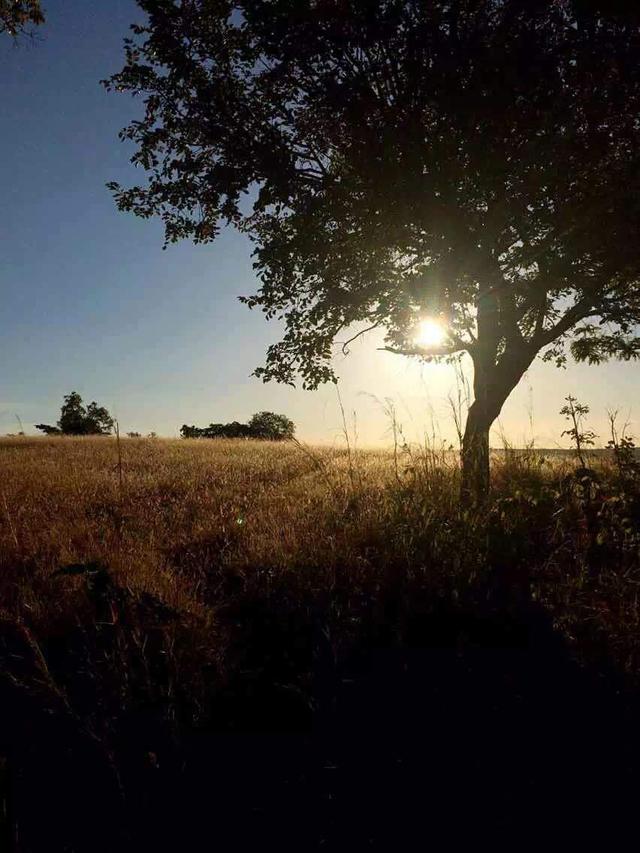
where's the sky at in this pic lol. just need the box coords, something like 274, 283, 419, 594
1, 0, 638, 447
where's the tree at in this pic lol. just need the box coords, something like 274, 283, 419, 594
248, 412, 295, 441
1, 0, 44, 37
84, 402, 115, 436
36, 392, 114, 436
106, 1, 640, 499
57, 391, 89, 436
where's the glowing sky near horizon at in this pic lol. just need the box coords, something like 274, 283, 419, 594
1, 0, 638, 448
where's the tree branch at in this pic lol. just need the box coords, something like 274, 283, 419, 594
379, 342, 468, 358
535, 297, 597, 349
339, 323, 381, 355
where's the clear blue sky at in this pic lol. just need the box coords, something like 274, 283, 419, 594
1, 0, 638, 446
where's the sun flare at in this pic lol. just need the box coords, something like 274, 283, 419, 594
414, 318, 447, 349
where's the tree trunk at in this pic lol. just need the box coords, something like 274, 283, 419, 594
461, 400, 492, 502
460, 343, 535, 503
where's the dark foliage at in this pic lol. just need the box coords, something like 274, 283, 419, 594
33, 423, 61, 436
181, 421, 253, 439
35, 391, 114, 436
0, 0, 43, 37
181, 411, 295, 440
248, 411, 295, 440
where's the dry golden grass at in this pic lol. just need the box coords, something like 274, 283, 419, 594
1, 434, 638, 679
0, 436, 402, 622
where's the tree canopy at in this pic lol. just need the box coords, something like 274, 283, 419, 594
1, 0, 44, 37
107, 1, 640, 496
36, 392, 115, 436
248, 411, 296, 440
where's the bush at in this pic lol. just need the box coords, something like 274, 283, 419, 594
181, 411, 295, 441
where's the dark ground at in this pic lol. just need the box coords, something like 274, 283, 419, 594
3, 591, 639, 852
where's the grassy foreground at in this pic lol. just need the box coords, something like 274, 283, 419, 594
1, 435, 640, 849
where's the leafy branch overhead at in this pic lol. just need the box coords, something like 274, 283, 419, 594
106, 1, 640, 390
0, 0, 44, 37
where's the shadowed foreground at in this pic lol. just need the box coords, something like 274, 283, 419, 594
173, 606, 639, 849
1, 438, 639, 849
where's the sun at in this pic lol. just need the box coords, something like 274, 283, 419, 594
414, 318, 447, 349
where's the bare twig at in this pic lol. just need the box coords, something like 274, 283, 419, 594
339, 323, 381, 356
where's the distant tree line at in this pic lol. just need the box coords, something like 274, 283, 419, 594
33, 393, 295, 441
181, 412, 295, 441
180, 422, 252, 440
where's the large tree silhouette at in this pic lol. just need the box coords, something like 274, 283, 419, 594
106, 0, 640, 498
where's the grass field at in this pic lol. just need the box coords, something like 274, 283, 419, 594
2, 434, 640, 849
